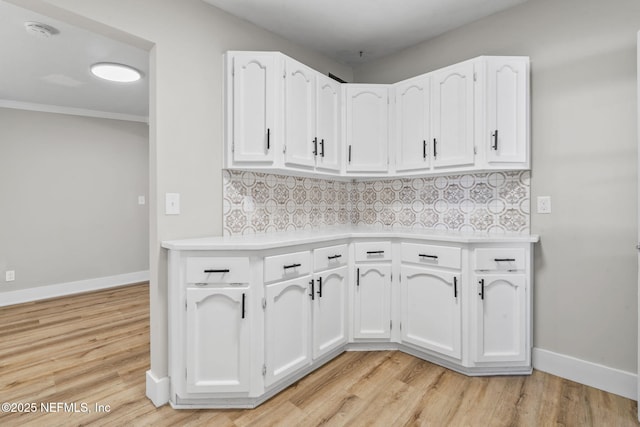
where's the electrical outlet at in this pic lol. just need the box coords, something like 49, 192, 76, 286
537, 196, 551, 214
5, 270, 15, 282
138, 195, 146, 205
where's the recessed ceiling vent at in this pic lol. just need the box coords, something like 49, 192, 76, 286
24, 21, 59, 38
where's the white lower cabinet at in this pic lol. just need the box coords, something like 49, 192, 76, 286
401, 266, 461, 359
354, 264, 391, 339
312, 266, 348, 358
473, 274, 527, 363
166, 236, 535, 408
185, 285, 251, 394
264, 275, 312, 387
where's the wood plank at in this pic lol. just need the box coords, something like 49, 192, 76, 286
0, 283, 637, 427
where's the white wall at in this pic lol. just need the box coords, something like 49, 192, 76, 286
0, 108, 149, 290
355, 0, 640, 373
6, 0, 353, 383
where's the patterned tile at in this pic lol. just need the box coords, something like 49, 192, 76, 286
223, 170, 530, 235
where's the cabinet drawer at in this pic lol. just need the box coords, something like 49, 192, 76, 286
314, 244, 348, 271
354, 241, 392, 262
186, 257, 250, 284
401, 243, 461, 269
474, 248, 525, 271
264, 251, 312, 283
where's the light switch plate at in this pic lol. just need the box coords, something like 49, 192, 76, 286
138, 195, 146, 205
165, 193, 180, 215
5, 270, 15, 282
537, 196, 551, 214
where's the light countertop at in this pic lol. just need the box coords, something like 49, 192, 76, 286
162, 226, 539, 251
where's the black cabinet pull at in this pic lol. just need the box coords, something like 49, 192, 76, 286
317, 276, 323, 298
327, 254, 342, 260
309, 279, 315, 300
204, 269, 230, 273
479, 279, 485, 300
454, 276, 458, 299
492, 129, 499, 151
494, 258, 516, 262
356, 268, 360, 287
348, 145, 352, 163
423, 140, 427, 159
241, 293, 246, 319
267, 128, 271, 150
433, 138, 437, 159
313, 137, 318, 156
366, 250, 384, 255
418, 254, 438, 259
283, 263, 301, 270
320, 139, 325, 157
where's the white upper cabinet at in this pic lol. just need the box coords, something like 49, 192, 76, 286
227, 52, 280, 165
284, 58, 316, 169
431, 60, 475, 169
345, 85, 389, 173
481, 57, 530, 168
284, 57, 342, 172
315, 75, 342, 172
225, 51, 530, 179
393, 75, 431, 172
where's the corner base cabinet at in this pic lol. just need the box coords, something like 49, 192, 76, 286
164, 230, 537, 408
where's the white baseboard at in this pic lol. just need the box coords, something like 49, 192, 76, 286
0, 270, 150, 307
146, 370, 170, 407
533, 347, 637, 400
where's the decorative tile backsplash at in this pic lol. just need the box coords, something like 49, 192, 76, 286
223, 170, 530, 236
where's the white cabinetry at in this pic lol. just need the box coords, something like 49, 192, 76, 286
353, 242, 392, 339
393, 75, 431, 172
226, 52, 280, 166
185, 285, 251, 393
400, 243, 462, 360
312, 245, 348, 358
284, 58, 342, 172
472, 247, 530, 364
431, 60, 475, 169
264, 276, 312, 386
479, 57, 530, 169
345, 85, 389, 173
263, 251, 312, 387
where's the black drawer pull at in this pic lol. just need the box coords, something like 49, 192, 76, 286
309, 279, 315, 300
356, 268, 360, 287
283, 263, 301, 270
419, 254, 438, 259
320, 139, 325, 157
317, 276, 323, 298
492, 129, 499, 151
366, 250, 384, 255
479, 279, 485, 300
241, 293, 246, 319
494, 258, 516, 262
266, 128, 271, 150
204, 269, 230, 273
328, 254, 342, 260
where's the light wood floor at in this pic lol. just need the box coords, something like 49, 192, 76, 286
0, 283, 637, 426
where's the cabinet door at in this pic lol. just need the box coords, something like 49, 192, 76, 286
315, 75, 342, 172
345, 85, 389, 172
394, 75, 431, 172
401, 266, 461, 359
485, 58, 529, 165
284, 58, 316, 168
232, 53, 278, 163
354, 264, 391, 339
185, 286, 250, 393
474, 275, 527, 363
313, 266, 348, 359
265, 276, 312, 387
431, 61, 475, 168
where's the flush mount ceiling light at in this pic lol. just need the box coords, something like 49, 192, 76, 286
90, 62, 142, 83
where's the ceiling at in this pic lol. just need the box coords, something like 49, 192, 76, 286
203, 0, 529, 65
0, 0, 149, 121
0, 0, 528, 119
